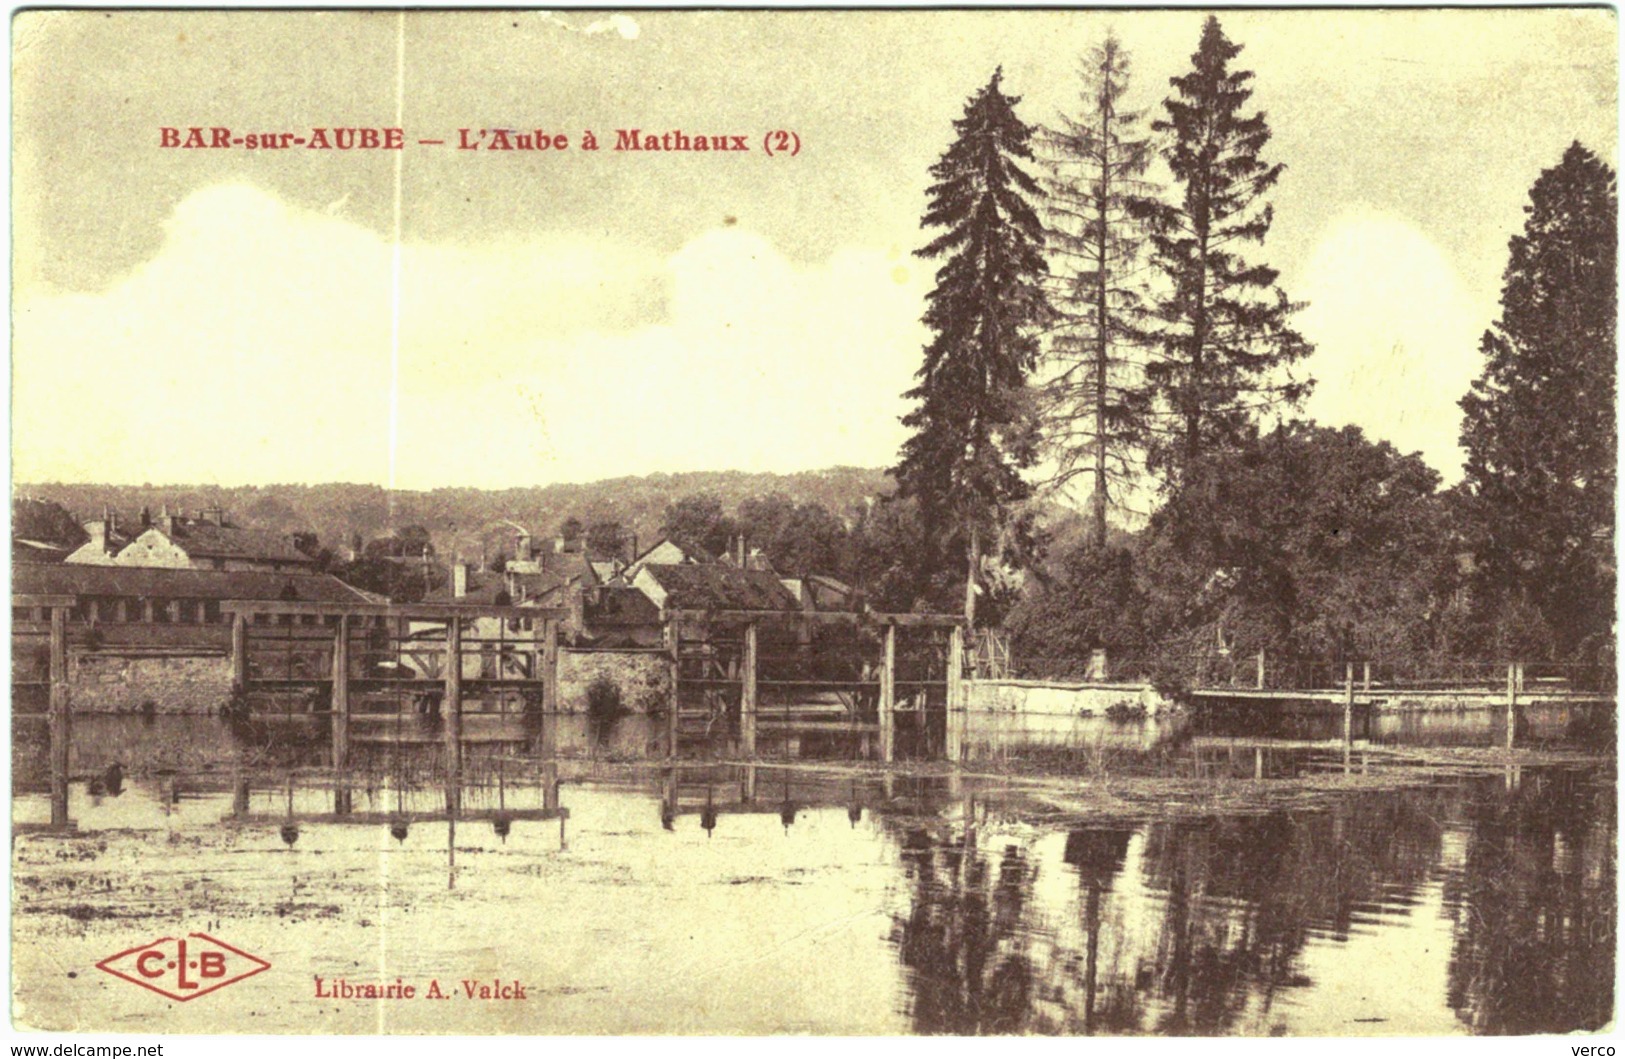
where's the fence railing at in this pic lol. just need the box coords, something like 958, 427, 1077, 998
989, 647, 1616, 694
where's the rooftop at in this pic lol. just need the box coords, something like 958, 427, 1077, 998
13, 564, 379, 604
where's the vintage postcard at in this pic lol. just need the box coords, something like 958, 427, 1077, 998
8, 8, 1617, 1041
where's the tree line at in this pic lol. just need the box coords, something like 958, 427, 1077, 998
888, 16, 1615, 680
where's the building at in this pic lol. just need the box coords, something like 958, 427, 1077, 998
780, 574, 857, 614
13, 563, 379, 632
632, 562, 800, 613
104, 506, 317, 573
61, 512, 132, 566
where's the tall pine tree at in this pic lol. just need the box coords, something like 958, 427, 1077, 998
1039, 32, 1157, 548
1136, 16, 1311, 482
896, 68, 1051, 628
1459, 142, 1617, 660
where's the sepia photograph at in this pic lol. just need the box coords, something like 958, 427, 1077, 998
7, 7, 1617, 1039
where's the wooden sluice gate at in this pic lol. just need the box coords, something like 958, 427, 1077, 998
222, 599, 566, 765
661, 608, 967, 763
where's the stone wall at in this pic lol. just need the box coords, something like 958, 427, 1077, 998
558, 649, 670, 714
67, 649, 235, 714
966, 678, 1173, 717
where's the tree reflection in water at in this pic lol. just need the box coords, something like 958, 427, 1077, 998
888, 768, 1614, 1035
891, 822, 1038, 1034
1444, 768, 1615, 1034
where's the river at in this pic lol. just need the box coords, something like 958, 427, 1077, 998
10, 709, 1615, 1035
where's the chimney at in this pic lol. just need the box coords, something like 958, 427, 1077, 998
201, 504, 223, 526
627, 532, 638, 564
157, 503, 175, 535
453, 561, 469, 599
517, 530, 532, 562
140, 505, 152, 529
737, 534, 747, 567
553, 536, 566, 554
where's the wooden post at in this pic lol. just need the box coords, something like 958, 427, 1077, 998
48, 605, 70, 828
1256, 649, 1266, 690
1343, 662, 1355, 749
1254, 746, 1264, 781
1362, 661, 1372, 692
666, 618, 680, 759
231, 772, 250, 818
946, 624, 965, 762
879, 624, 896, 763
1506, 662, 1517, 751
331, 615, 350, 769
741, 622, 758, 757
542, 618, 559, 715
231, 611, 248, 688
444, 616, 463, 814
542, 761, 559, 812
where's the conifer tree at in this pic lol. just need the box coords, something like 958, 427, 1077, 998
1459, 142, 1617, 659
895, 68, 1052, 628
1040, 31, 1156, 548
1136, 16, 1311, 481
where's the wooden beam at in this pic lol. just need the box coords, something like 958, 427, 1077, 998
879, 624, 895, 763
542, 618, 559, 715
666, 620, 680, 758
1343, 663, 1355, 747
222, 599, 565, 621
741, 622, 758, 757
946, 625, 965, 762
1506, 662, 1518, 750
225, 807, 567, 827
12, 594, 76, 608
666, 608, 963, 627
230, 612, 248, 687
48, 605, 70, 828
444, 616, 463, 813
331, 615, 350, 770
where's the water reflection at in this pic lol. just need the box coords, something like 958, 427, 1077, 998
883, 769, 1613, 1035
8, 711, 1616, 1036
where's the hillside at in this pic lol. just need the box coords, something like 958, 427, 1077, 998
16, 468, 895, 559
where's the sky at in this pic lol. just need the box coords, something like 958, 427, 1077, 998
10, 9, 1617, 493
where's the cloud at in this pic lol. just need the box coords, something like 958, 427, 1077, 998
14, 183, 927, 490
1295, 209, 1484, 481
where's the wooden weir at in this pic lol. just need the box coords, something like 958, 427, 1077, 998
662, 608, 968, 764
12, 591, 970, 831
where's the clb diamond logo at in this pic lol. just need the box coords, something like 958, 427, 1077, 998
96, 933, 271, 1001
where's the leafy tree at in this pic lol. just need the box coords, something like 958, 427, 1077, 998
1459, 142, 1616, 661
772, 502, 848, 578
1137, 422, 1458, 683
337, 556, 444, 603
362, 524, 435, 560
12, 497, 87, 547
660, 493, 735, 560
1006, 543, 1147, 678
556, 516, 584, 548
584, 518, 627, 561
1136, 16, 1311, 481
896, 68, 1053, 628
735, 493, 797, 554
847, 498, 953, 614
1040, 31, 1157, 547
